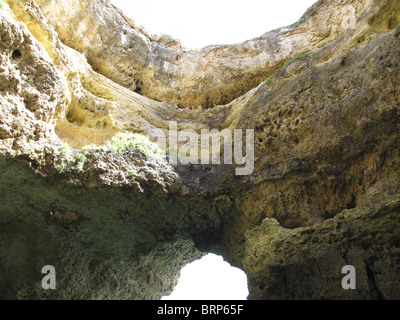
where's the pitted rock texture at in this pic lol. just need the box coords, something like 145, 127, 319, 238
0, 0, 400, 300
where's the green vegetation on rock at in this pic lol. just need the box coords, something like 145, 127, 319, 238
107, 132, 164, 160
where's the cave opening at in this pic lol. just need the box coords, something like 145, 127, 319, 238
109, 0, 318, 49
162, 253, 248, 300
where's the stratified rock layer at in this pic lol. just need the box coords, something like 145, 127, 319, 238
0, 0, 400, 299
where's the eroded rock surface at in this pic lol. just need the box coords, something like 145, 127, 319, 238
0, 0, 400, 299
34, 0, 376, 108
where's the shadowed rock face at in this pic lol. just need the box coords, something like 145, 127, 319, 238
0, 0, 400, 299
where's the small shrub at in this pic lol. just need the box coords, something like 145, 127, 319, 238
60, 142, 72, 158
293, 52, 311, 61
82, 143, 101, 159
107, 131, 164, 160
280, 28, 290, 35
76, 163, 84, 172
56, 142, 72, 171
74, 153, 87, 163
57, 161, 67, 171
74, 153, 88, 172
82, 144, 98, 151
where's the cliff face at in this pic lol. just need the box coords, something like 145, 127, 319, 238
32, 0, 372, 109
0, 0, 400, 299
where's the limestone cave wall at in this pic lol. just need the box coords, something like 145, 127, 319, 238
0, 0, 400, 299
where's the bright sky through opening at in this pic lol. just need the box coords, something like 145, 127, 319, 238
162, 254, 248, 300
110, 0, 317, 48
